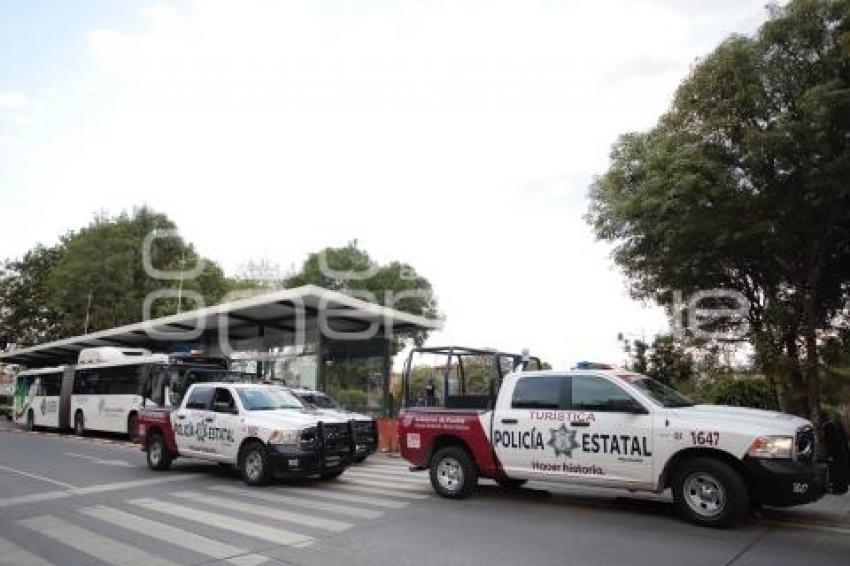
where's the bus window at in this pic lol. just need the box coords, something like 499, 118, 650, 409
39, 374, 62, 396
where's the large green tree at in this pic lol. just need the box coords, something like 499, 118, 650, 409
588, 0, 850, 420
1, 207, 229, 346
286, 240, 440, 347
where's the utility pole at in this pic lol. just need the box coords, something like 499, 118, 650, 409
176, 251, 186, 314
83, 288, 93, 334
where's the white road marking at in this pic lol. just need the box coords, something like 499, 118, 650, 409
64, 452, 133, 467
129, 498, 313, 547
323, 482, 429, 500
18, 515, 178, 566
353, 467, 422, 478
357, 462, 413, 472
69, 474, 201, 495
0, 474, 200, 509
0, 491, 71, 509
79, 505, 269, 565
286, 486, 410, 508
337, 476, 430, 493
0, 536, 54, 566
345, 470, 426, 484
209, 485, 384, 519
0, 464, 76, 489
173, 491, 352, 532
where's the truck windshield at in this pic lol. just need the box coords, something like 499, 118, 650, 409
301, 393, 338, 409
237, 388, 303, 411
618, 374, 694, 408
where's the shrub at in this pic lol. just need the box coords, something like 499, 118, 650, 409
335, 388, 369, 411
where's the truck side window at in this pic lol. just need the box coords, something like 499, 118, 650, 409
212, 388, 237, 413
511, 375, 566, 409
185, 386, 214, 410
570, 375, 639, 412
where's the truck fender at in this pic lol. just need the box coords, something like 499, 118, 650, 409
144, 425, 179, 456
658, 447, 748, 492
237, 437, 265, 465
427, 435, 475, 468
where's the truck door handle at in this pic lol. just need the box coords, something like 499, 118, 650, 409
570, 422, 590, 427
501, 418, 518, 425
204, 417, 215, 423
176, 415, 186, 420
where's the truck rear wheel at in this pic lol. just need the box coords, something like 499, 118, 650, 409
671, 457, 748, 528
240, 442, 271, 486
430, 446, 477, 499
146, 432, 172, 471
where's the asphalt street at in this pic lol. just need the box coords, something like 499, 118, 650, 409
1, 420, 849, 566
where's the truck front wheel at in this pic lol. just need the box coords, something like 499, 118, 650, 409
146, 432, 172, 471
240, 442, 271, 486
430, 446, 477, 499
671, 457, 748, 528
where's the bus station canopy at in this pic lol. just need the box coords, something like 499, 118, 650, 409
0, 285, 442, 368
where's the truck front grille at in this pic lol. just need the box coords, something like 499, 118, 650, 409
322, 423, 352, 452
354, 420, 377, 448
796, 426, 815, 466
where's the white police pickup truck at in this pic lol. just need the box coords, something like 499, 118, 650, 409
138, 382, 356, 485
289, 388, 378, 462
400, 364, 850, 527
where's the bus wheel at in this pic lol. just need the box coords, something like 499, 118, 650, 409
74, 411, 85, 436
146, 432, 172, 471
25, 410, 34, 431
127, 413, 139, 441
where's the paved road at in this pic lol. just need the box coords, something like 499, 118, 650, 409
1, 421, 849, 566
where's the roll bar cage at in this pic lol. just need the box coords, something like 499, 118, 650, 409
400, 346, 542, 410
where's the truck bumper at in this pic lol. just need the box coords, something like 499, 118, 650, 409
743, 456, 827, 507
269, 445, 352, 478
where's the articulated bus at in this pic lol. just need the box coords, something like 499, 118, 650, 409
14, 347, 254, 437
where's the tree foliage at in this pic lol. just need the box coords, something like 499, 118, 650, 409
1, 207, 229, 347
286, 240, 440, 347
588, 0, 850, 419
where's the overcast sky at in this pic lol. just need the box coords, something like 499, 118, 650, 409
1, 0, 771, 368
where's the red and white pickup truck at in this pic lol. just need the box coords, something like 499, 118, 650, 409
398, 347, 849, 527
138, 382, 355, 485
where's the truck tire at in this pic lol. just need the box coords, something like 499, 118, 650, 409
146, 432, 172, 471
25, 410, 34, 432
671, 457, 748, 528
430, 446, 477, 499
240, 442, 271, 486
74, 411, 85, 436
127, 413, 139, 442
496, 477, 527, 490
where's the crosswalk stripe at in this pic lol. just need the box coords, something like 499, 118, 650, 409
320, 482, 430, 500
79, 505, 268, 565
0, 536, 54, 566
352, 467, 421, 478
357, 463, 412, 473
18, 515, 178, 566
285, 485, 409, 508
129, 498, 313, 547
173, 491, 352, 532
209, 485, 384, 519
345, 470, 427, 484
339, 476, 429, 492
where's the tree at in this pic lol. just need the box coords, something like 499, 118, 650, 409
1, 207, 230, 345
286, 240, 440, 347
0, 245, 64, 349
587, 0, 850, 420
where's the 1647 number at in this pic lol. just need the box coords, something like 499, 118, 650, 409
691, 431, 720, 446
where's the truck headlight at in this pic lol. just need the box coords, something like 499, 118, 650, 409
747, 436, 793, 459
268, 429, 299, 445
